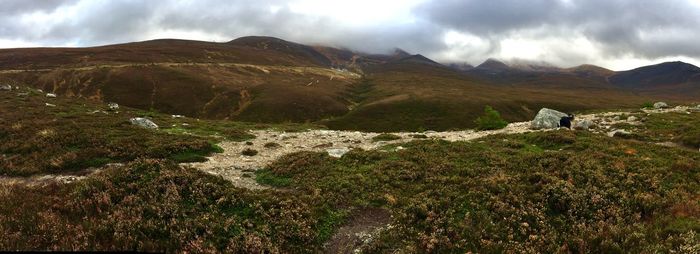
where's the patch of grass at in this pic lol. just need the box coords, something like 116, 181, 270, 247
372, 133, 401, 142
315, 209, 348, 243
255, 169, 293, 187
410, 134, 429, 139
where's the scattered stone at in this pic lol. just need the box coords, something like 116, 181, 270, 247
0, 84, 11, 91
45, 103, 56, 107
45, 93, 57, 98
107, 102, 119, 110
607, 129, 630, 138
241, 148, 258, 156
531, 108, 568, 129
327, 147, 351, 158
627, 116, 638, 122
653, 102, 669, 109
172, 115, 185, 118
16, 92, 29, 97
573, 120, 594, 130
129, 117, 159, 129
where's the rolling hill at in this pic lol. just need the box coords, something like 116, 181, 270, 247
0, 36, 696, 131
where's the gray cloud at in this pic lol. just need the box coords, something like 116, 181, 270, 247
415, 0, 700, 59
0, 0, 699, 69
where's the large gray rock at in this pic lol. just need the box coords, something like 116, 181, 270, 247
530, 108, 568, 129
653, 102, 668, 109
0, 84, 11, 91
129, 117, 159, 129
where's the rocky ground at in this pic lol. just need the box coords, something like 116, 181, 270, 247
186, 105, 700, 190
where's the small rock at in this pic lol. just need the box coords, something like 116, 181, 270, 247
107, 102, 119, 110
627, 116, 638, 122
129, 117, 159, 129
45, 103, 56, 107
608, 129, 632, 138
327, 147, 350, 158
653, 102, 669, 109
16, 92, 29, 97
45, 93, 57, 98
172, 115, 185, 118
0, 84, 11, 91
573, 120, 594, 130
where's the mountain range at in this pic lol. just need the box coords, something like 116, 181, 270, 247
0, 36, 697, 131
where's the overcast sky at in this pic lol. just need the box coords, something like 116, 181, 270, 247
2, 0, 700, 70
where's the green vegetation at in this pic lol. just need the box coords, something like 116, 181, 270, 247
611, 111, 700, 149
372, 133, 401, 142
254, 131, 700, 252
642, 102, 655, 109
474, 105, 508, 130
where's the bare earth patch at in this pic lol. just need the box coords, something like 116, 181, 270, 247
323, 208, 392, 254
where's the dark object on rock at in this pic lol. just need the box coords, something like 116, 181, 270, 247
559, 114, 575, 129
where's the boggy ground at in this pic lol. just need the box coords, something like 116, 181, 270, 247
1, 87, 699, 252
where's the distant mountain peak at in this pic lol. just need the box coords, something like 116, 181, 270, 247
476, 58, 510, 70
396, 54, 443, 67
392, 48, 411, 58
610, 61, 700, 89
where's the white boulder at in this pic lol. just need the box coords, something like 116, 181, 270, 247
530, 108, 568, 130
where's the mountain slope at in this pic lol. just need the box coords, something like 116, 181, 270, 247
609, 61, 700, 89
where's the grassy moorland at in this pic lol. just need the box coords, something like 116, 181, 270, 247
611, 111, 700, 149
1, 88, 699, 252
0, 88, 319, 176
